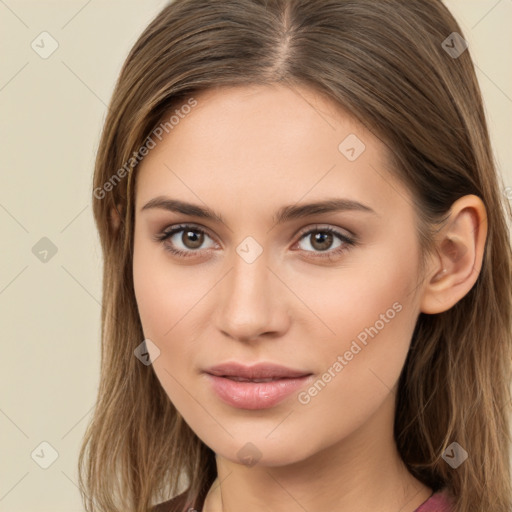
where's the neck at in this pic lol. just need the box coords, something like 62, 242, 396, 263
202, 392, 432, 512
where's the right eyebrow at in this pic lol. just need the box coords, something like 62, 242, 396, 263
140, 197, 225, 223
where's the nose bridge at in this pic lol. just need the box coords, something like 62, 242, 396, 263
215, 247, 286, 341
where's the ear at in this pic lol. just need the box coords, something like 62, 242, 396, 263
420, 194, 488, 314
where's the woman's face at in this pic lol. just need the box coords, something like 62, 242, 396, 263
133, 84, 427, 466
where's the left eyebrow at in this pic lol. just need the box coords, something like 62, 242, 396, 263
272, 198, 377, 225
139, 196, 377, 224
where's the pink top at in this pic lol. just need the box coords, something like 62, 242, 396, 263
414, 489, 454, 512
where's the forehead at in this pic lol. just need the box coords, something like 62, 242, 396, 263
152, 84, 369, 160
134, 84, 411, 220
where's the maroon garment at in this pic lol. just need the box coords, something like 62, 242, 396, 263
414, 489, 454, 512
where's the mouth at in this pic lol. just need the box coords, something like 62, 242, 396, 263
203, 362, 313, 410
218, 376, 298, 383
205, 362, 312, 380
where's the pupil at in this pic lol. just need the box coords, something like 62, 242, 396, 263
312, 232, 332, 251
183, 230, 203, 249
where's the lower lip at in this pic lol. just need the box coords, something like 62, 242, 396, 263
205, 373, 313, 410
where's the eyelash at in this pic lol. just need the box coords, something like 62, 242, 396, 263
153, 223, 357, 260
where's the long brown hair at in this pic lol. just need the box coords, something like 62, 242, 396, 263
79, 1, 512, 511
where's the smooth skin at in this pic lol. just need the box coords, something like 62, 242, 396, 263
131, 84, 487, 512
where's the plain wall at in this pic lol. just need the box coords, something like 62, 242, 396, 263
0, 1, 511, 510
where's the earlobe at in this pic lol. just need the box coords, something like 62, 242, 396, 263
420, 195, 487, 314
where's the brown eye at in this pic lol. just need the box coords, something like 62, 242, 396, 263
155, 224, 217, 257
181, 229, 204, 249
309, 231, 334, 251
295, 226, 356, 259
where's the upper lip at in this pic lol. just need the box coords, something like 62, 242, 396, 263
205, 362, 312, 379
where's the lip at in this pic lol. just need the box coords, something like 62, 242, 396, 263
205, 362, 311, 380
204, 362, 313, 410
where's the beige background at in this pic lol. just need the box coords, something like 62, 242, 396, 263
0, 1, 511, 510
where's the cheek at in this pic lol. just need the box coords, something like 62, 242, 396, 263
133, 239, 202, 411
133, 238, 167, 337
291, 273, 419, 451
132, 234, 215, 403
297, 237, 420, 348
301, 241, 421, 394
133, 233, 206, 340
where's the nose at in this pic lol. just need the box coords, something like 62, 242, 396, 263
213, 250, 290, 343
